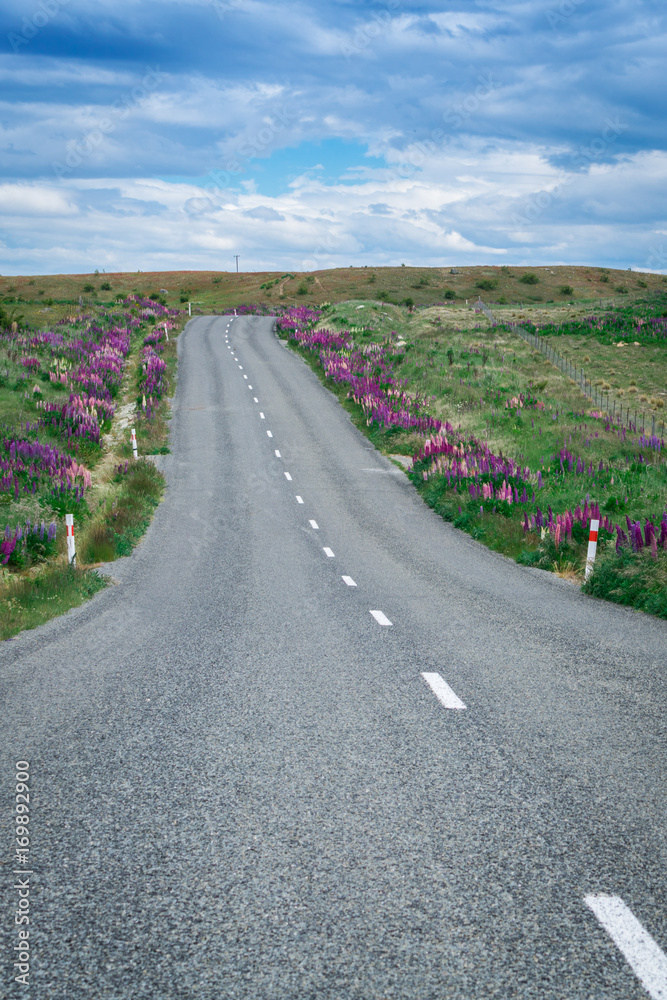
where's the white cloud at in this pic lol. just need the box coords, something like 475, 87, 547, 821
0, 184, 77, 215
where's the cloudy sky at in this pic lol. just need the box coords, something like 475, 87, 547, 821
1, 0, 666, 275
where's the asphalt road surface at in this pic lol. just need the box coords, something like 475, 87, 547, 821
1, 315, 666, 999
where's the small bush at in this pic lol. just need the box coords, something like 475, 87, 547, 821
560, 285, 573, 296
519, 273, 539, 285
599, 274, 609, 283
444, 290, 456, 300
81, 523, 116, 564
616, 286, 629, 294
82, 283, 95, 293
475, 279, 498, 291
296, 283, 308, 295
583, 549, 667, 619
100, 281, 112, 291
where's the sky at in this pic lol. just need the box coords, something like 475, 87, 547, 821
1, 0, 666, 275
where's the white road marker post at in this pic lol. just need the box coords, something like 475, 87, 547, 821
585, 518, 600, 580
163, 323, 169, 342
65, 514, 76, 567
131, 427, 138, 460
188, 302, 191, 316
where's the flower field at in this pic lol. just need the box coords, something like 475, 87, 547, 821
1, 294, 182, 637
279, 299, 667, 618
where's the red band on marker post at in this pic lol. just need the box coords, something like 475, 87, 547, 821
65, 513, 76, 566
585, 518, 600, 580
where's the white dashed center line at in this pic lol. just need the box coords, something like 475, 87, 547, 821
585, 896, 667, 1000
267, 430, 273, 438
260, 412, 265, 419
253, 397, 258, 402
309, 520, 319, 530
421, 673, 466, 710
243, 375, 248, 379
248, 385, 253, 389
238, 365, 243, 369
275, 450, 281, 458
370, 610, 392, 626
323, 547, 335, 558
342, 576, 357, 587
296, 496, 304, 504
284, 472, 292, 481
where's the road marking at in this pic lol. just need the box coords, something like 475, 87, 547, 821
585, 895, 667, 999
275, 450, 281, 458
253, 397, 258, 402
323, 547, 335, 558
243, 374, 248, 379
248, 385, 253, 389
342, 576, 357, 587
296, 495, 304, 503
370, 610, 392, 626
309, 520, 319, 529
267, 430, 273, 437
284, 472, 292, 480
260, 412, 265, 419
421, 673, 466, 710
238, 365, 243, 369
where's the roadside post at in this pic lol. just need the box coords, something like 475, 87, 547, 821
131, 427, 138, 460
585, 519, 600, 580
65, 514, 76, 566
188, 302, 191, 316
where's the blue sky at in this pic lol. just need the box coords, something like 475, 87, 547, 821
1, 0, 666, 274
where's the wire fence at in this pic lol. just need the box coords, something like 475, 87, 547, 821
475, 299, 666, 438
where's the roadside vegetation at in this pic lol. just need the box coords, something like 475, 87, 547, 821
0, 294, 183, 640
277, 293, 667, 619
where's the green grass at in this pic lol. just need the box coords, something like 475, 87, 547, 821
0, 565, 108, 640
583, 548, 667, 618
300, 296, 667, 606
1, 298, 183, 640
3, 265, 667, 321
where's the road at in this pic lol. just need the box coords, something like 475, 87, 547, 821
1, 314, 666, 999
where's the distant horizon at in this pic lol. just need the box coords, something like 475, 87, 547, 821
0, 263, 659, 280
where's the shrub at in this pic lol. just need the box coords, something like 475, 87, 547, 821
100, 281, 112, 291
296, 283, 308, 295
616, 286, 629, 294
444, 290, 456, 300
475, 279, 498, 291
560, 285, 573, 295
82, 283, 95, 293
583, 549, 667, 619
519, 273, 539, 285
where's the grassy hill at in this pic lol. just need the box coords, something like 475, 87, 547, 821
2, 265, 666, 327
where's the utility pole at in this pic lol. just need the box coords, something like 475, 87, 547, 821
233, 255, 240, 273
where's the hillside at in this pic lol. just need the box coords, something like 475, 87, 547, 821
2, 265, 666, 327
